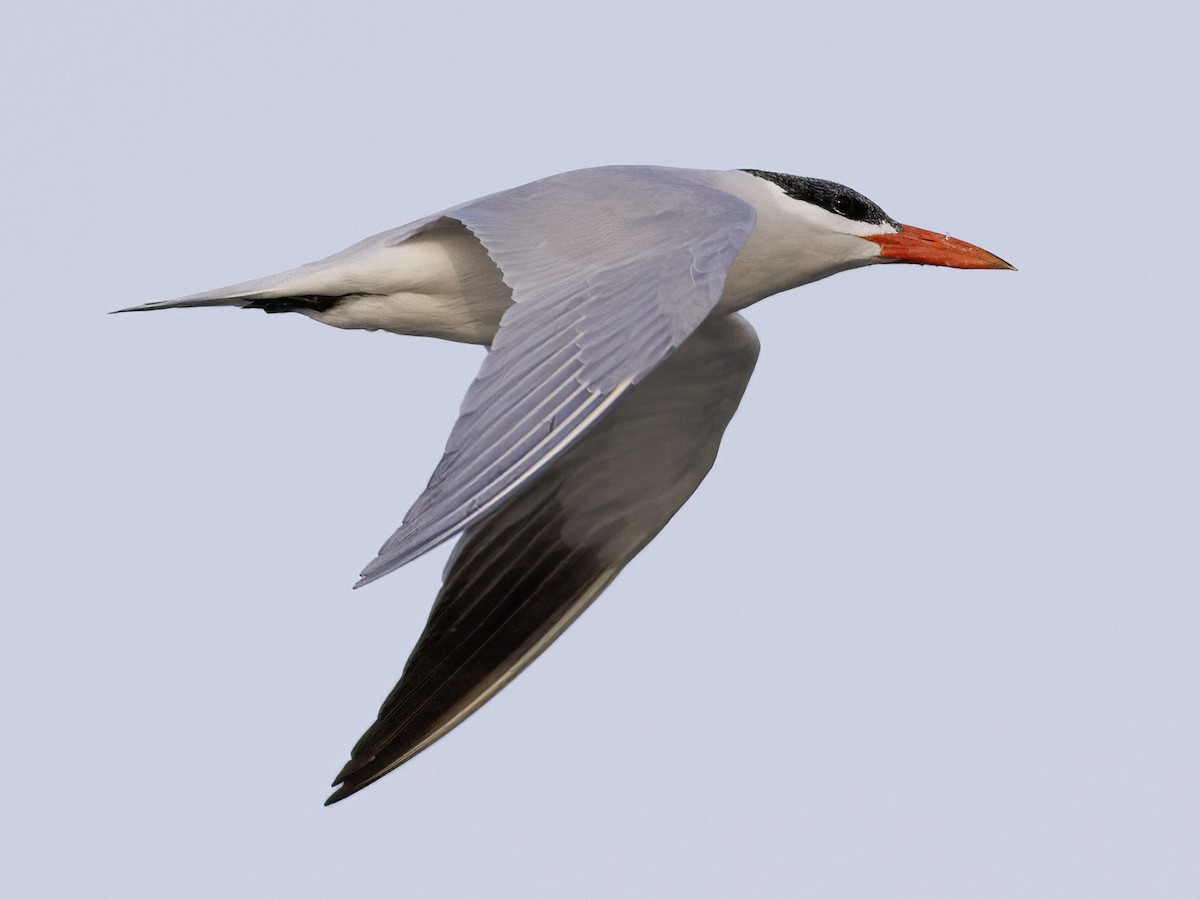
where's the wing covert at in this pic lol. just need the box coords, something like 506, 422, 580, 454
357, 167, 757, 585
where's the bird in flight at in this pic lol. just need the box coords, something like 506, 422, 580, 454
117, 166, 1013, 804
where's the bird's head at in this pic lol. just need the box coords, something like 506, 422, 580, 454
738, 169, 1014, 290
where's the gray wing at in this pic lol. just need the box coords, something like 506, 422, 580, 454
327, 314, 761, 803
355, 167, 757, 586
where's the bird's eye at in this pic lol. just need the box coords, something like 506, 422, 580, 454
832, 194, 864, 219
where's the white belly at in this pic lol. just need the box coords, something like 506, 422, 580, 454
305, 222, 513, 345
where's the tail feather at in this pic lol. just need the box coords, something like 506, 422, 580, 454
111, 252, 369, 313
111, 262, 335, 314
110, 223, 435, 315
112, 295, 255, 313
112, 293, 345, 315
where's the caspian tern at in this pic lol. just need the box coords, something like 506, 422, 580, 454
117, 166, 1014, 804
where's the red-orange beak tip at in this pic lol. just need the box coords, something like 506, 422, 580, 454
866, 225, 1016, 271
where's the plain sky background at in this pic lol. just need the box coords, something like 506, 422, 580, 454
3, 2, 1198, 897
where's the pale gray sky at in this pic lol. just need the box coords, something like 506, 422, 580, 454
3, 1, 1198, 897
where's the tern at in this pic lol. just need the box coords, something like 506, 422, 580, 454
118, 166, 1014, 804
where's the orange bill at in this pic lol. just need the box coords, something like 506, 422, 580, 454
866, 225, 1016, 270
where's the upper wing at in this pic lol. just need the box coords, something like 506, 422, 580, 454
356, 167, 757, 586
327, 314, 761, 803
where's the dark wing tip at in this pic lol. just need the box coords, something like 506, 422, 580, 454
323, 774, 359, 807
323, 754, 384, 806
